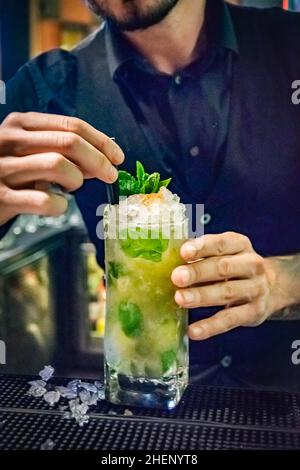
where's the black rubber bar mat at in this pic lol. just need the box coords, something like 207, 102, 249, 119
1, 375, 300, 450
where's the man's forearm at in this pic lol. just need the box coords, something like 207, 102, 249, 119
266, 254, 300, 320
271, 304, 300, 320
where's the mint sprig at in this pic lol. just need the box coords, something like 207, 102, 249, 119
118, 161, 171, 196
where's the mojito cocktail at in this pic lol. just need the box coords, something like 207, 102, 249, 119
104, 186, 189, 409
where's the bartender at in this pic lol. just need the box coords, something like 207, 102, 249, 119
0, 0, 300, 388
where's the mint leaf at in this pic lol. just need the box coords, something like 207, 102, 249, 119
136, 161, 146, 187
158, 178, 171, 190
140, 173, 160, 194
120, 227, 169, 262
161, 349, 177, 373
118, 170, 139, 196
108, 261, 125, 284
151, 173, 161, 193
118, 301, 143, 338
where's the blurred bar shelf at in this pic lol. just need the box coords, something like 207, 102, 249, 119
0, 200, 105, 377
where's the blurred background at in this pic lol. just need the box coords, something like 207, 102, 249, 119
0, 0, 298, 378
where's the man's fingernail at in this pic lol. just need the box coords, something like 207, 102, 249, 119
183, 244, 196, 258
183, 290, 195, 303
180, 268, 190, 284
109, 166, 118, 181
191, 326, 203, 338
116, 149, 125, 163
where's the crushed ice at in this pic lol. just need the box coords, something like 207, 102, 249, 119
114, 187, 186, 226
68, 399, 90, 427
39, 365, 55, 382
28, 366, 106, 427
28, 385, 46, 398
79, 390, 98, 406
55, 386, 77, 400
28, 380, 47, 388
43, 391, 60, 406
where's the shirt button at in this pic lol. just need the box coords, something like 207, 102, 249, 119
189, 146, 200, 157
200, 213, 212, 225
174, 74, 182, 85
221, 355, 232, 368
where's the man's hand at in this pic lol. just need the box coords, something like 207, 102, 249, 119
171, 232, 299, 341
0, 112, 124, 225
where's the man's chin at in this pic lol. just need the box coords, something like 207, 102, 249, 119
86, 0, 180, 32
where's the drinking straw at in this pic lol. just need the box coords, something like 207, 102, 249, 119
106, 137, 120, 204
106, 177, 120, 205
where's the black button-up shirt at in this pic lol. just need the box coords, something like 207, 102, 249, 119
105, 0, 239, 201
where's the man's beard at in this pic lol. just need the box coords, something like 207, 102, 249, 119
86, 0, 180, 31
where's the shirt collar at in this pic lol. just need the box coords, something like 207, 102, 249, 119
218, 0, 239, 54
105, 0, 239, 79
